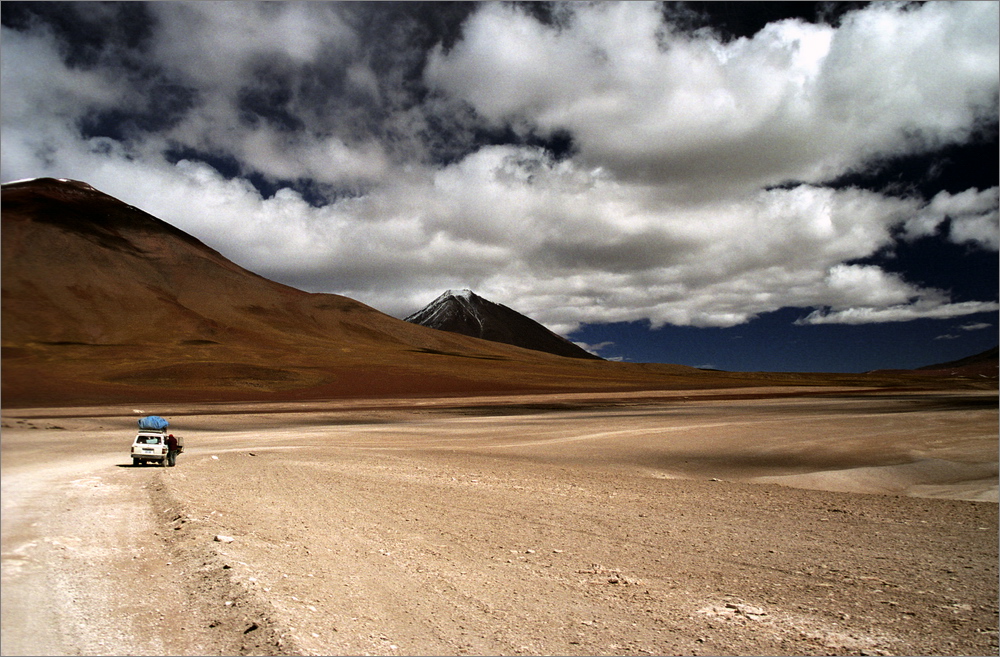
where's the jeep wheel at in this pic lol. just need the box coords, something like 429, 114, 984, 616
132, 457, 140, 466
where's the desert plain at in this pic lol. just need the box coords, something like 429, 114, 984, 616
1, 386, 997, 657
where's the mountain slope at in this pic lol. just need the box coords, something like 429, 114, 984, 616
2, 178, 416, 350
4, 178, 988, 406
1, 178, 710, 406
405, 289, 600, 360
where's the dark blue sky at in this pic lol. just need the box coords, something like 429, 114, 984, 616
2, 2, 997, 372
572, 309, 998, 372
573, 135, 998, 372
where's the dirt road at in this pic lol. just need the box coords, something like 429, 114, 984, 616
2, 388, 997, 655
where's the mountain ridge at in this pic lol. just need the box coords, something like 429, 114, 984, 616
0, 178, 708, 406
2, 178, 993, 406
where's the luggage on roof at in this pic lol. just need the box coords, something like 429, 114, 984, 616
138, 415, 169, 430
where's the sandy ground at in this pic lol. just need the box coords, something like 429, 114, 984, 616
2, 387, 997, 656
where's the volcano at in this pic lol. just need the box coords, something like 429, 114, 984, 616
405, 289, 600, 360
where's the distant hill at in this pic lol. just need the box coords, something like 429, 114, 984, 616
405, 289, 600, 360
865, 346, 998, 380
917, 347, 999, 376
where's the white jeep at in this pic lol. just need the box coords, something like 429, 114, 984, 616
131, 430, 168, 466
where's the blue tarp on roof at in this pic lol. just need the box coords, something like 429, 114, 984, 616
138, 415, 169, 430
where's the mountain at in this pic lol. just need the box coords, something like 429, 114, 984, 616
0, 178, 712, 406
405, 289, 600, 360
3, 178, 990, 406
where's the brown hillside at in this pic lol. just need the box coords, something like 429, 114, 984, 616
2, 179, 993, 406
0, 178, 685, 405
917, 346, 999, 377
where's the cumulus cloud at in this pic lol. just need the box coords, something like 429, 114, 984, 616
426, 1, 999, 193
903, 187, 1000, 249
1, 1, 997, 335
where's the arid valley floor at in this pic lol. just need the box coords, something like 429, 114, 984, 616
2, 387, 997, 656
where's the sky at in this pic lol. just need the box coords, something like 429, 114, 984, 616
1, 1, 997, 372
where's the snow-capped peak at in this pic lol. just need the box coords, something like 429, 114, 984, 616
407, 289, 485, 328
1, 177, 96, 191
404, 289, 601, 360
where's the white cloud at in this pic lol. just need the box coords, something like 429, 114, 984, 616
904, 187, 1000, 250
799, 300, 1000, 326
575, 340, 615, 356
1, 2, 997, 335
934, 320, 995, 342
427, 1, 1000, 193
147, 2, 354, 83
0, 28, 124, 123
